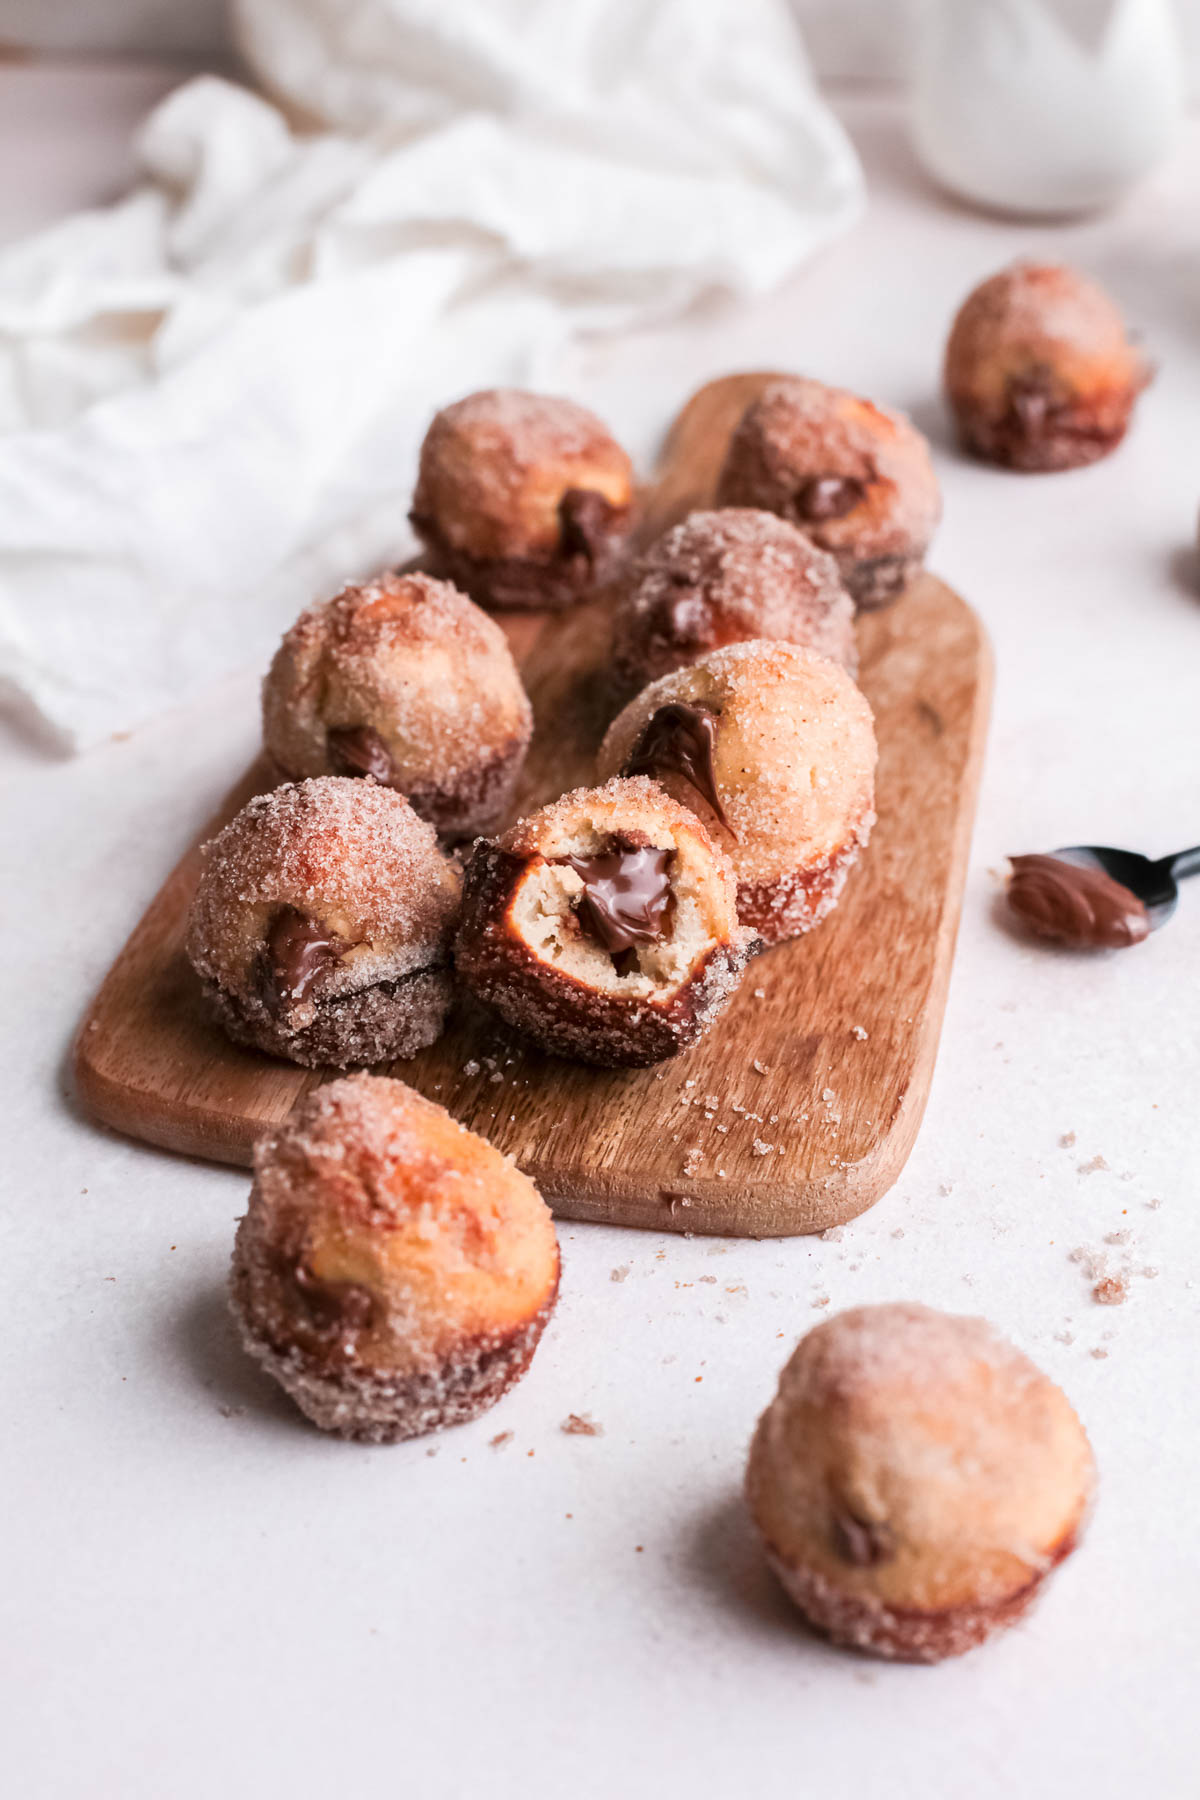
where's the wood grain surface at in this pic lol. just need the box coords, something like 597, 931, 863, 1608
73, 373, 992, 1236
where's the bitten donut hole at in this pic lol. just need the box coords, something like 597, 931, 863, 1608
510, 828, 717, 999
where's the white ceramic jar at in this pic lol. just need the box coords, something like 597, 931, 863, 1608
911, 0, 1185, 216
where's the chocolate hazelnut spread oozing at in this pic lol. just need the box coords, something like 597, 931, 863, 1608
564, 845, 674, 956
1007, 854, 1150, 949
796, 475, 866, 522
558, 487, 617, 565
832, 1509, 896, 1568
260, 907, 346, 1010
622, 702, 730, 830
290, 1258, 377, 1335
327, 724, 394, 785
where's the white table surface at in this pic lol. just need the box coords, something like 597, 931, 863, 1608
3, 62, 1198, 1800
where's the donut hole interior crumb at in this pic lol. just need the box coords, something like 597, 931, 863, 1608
510, 828, 720, 999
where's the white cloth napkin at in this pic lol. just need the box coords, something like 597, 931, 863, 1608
0, 0, 862, 750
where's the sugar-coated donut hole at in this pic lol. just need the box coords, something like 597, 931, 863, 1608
715, 379, 940, 610
597, 641, 877, 943
410, 389, 634, 608
454, 776, 753, 1067
943, 262, 1150, 472
611, 506, 858, 691
186, 777, 461, 1067
231, 1075, 560, 1442
262, 570, 533, 839
746, 1303, 1095, 1662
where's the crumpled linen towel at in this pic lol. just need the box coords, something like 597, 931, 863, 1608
0, 0, 862, 750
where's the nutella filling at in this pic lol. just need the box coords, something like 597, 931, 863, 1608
327, 724, 394, 785
558, 487, 617, 565
831, 1509, 895, 1568
290, 1258, 377, 1334
1008, 371, 1056, 438
622, 701, 730, 830
1006, 853, 1149, 950
796, 475, 866, 522
564, 845, 674, 956
260, 907, 346, 1011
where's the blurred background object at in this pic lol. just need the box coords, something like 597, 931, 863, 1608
4, 0, 1199, 95
911, 0, 1185, 216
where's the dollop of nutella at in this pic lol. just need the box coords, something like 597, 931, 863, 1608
796, 475, 866, 523
832, 1509, 895, 1568
564, 845, 674, 956
327, 724, 394, 785
290, 1258, 377, 1335
558, 487, 617, 565
1006, 854, 1149, 950
260, 907, 345, 1011
622, 701, 730, 830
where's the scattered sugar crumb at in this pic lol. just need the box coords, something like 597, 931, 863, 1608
850, 1025, 869, 1041
1140, 1266, 1159, 1279
462, 1059, 481, 1077
1092, 1276, 1127, 1307
1059, 1131, 1076, 1148
938, 1183, 953, 1197
890, 1228, 905, 1239
821, 1226, 845, 1243
561, 1414, 603, 1437
752, 1139, 773, 1156
490, 1431, 513, 1449
1090, 1348, 1109, 1360
1054, 1330, 1075, 1345
218, 1405, 245, 1420
1078, 1155, 1109, 1175
1104, 1230, 1132, 1246
610, 1266, 630, 1283
812, 1294, 831, 1308
752, 1060, 770, 1075
753, 987, 766, 999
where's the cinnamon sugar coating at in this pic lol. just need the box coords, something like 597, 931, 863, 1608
262, 571, 532, 840
715, 379, 940, 611
411, 388, 634, 610
945, 263, 1151, 472
746, 1303, 1095, 1662
231, 1075, 559, 1442
611, 507, 857, 694
187, 777, 461, 1068
454, 776, 755, 1067
597, 642, 877, 946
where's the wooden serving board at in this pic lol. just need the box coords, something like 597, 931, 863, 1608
74, 374, 991, 1236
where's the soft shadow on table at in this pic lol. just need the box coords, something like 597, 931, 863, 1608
898, 393, 960, 460
173, 1284, 309, 1438
683, 1491, 853, 1667
1167, 542, 1200, 602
